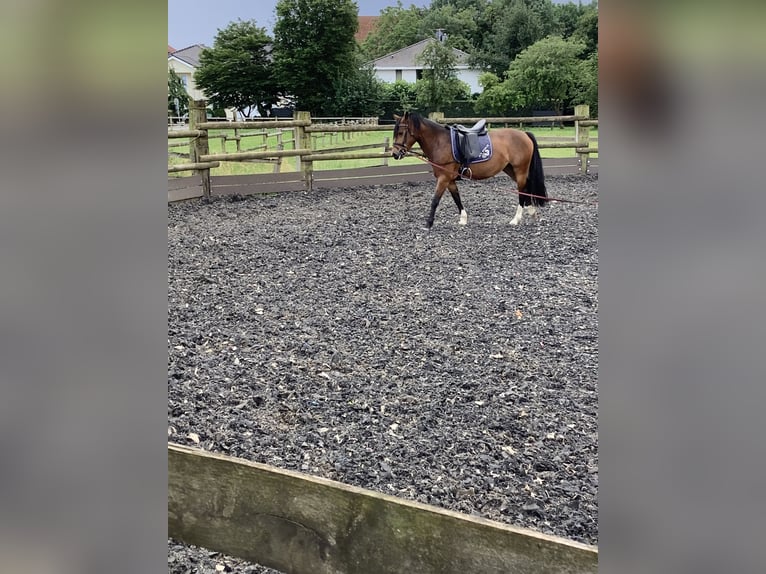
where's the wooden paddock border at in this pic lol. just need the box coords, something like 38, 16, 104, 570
169, 444, 597, 574
167, 157, 596, 202
168, 101, 598, 200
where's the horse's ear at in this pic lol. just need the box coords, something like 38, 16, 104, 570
393, 114, 401, 121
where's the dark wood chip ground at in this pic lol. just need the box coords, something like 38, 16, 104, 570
168, 174, 598, 573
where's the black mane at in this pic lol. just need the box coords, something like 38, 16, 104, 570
407, 112, 447, 131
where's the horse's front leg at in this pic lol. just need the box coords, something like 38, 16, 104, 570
447, 181, 468, 225
426, 178, 449, 229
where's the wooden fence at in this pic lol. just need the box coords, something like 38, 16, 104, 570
169, 444, 598, 574
168, 100, 598, 202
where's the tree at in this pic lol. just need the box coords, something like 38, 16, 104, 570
167, 68, 188, 119
504, 35, 587, 116
576, 51, 598, 116
382, 80, 418, 111
360, 3, 425, 60
416, 5, 480, 54
194, 20, 280, 117
273, 0, 359, 114
572, 3, 599, 56
553, 2, 586, 39
474, 72, 515, 115
472, 0, 555, 76
414, 39, 468, 111
326, 60, 386, 117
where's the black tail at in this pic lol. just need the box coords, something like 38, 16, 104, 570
525, 131, 547, 207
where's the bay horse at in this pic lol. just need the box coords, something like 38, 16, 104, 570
391, 111, 547, 228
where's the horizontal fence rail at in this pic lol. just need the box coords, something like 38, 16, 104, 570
441, 114, 587, 124
168, 161, 220, 173
200, 148, 310, 163
169, 99, 597, 200
198, 120, 310, 130
304, 124, 393, 133
167, 129, 205, 139
169, 444, 598, 574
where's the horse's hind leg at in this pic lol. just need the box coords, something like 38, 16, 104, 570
505, 165, 539, 225
524, 203, 540, 221
448, 181, 468, 225
504, 165, 525, 226
520, 180, 540, 222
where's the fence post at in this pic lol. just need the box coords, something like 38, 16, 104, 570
574, 104, 590, 175
383, 136, 390, 166
274, 130, 284, 173
429, 111, 445, 124
189, 98, 211, 198
295, 111, 313, 191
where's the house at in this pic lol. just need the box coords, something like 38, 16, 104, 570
369, 35, 482, 94
167, 44, 207, 101
167, 42, 279, 121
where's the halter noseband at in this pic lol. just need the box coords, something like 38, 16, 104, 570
392, 118, 412, 159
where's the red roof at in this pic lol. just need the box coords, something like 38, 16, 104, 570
168, 44, 176, 55
355, 16, 379, 43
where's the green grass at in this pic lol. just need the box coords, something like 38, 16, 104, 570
168, 125, 597, 177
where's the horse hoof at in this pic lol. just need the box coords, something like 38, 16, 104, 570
459, 211, 468, 225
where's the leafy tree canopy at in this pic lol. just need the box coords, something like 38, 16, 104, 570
273, 0, 359, 114
472, 0, 555, 77
504, 35, 587, 115
326, 59, 386, 117
572, 5, 599, 55
381, 80, 418, 111
361, 2, 425, 60
576, 50, 598, 115
414, 39, 468, 111
363, 0, 598, 94
194, 20, 280, 117
417, 5, 480, 54
167, 68, 188, 117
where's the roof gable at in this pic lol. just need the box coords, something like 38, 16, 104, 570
370, 39, 471, 69
169, 44, 207, 67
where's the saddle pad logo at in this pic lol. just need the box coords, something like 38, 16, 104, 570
450, 130, 493, 164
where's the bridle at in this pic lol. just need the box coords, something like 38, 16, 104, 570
392, 118, 412, 160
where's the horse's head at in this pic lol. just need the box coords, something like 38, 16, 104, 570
392, 112, 417, 160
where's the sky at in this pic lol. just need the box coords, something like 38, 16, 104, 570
168, 0, 431, 50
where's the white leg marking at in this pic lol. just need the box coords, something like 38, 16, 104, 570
510, 204, 523, 226
524, 205, 538, 221
459, 210, 468, 225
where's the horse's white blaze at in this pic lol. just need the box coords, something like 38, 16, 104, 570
459, 210, 468, 225
510, 204, 523, 225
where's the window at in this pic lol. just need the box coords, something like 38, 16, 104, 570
179, 74, 189, 88
395, 69, 402, 81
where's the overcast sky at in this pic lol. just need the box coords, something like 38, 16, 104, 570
168, 0, 430, 50
168, 0, 576, 50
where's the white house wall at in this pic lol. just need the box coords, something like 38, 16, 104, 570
459, 70, 482, 95
374, 68, 418, 84
373, 67, 482, 95
168, 58, 205, 101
